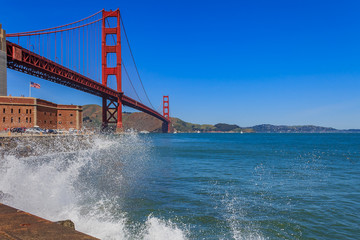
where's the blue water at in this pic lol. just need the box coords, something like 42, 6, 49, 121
1, 133, 359, 239
129, 133, 360, 239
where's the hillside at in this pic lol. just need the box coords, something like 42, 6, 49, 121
82, 104, 163, 132
82, 105, 359, 133
82, 104, 252, 132
252, 124, 338, 133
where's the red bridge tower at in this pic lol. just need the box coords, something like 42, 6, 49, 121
162, 95, 170, 133
102, 9, 122, 131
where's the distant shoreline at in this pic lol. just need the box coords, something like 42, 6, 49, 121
82, 104, 360, 134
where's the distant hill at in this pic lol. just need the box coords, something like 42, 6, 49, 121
251, 124, 338, 133
82, 105, 359, 133
83, 104, 102, 127
82, 104, 164, 132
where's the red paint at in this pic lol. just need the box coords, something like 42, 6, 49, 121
102, 9, 122, 130
5, 10, 171, 132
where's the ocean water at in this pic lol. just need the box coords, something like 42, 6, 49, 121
0, 133, 359, 239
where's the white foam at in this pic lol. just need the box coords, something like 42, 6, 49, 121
0, 133, 188, 240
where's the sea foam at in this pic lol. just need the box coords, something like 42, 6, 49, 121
0, 133, 188, 240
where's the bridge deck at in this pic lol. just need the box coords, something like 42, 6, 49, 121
6, 41, 170, 125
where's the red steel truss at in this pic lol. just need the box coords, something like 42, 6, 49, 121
6, 41, 119, 100
6, 41, 170, 131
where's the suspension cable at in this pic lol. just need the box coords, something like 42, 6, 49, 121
120, 15, 155, 110
6, 10, 103, 36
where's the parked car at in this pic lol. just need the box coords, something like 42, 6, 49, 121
25, 127, 45, 134
56, 129, 67, 134
10, 127, 26, 133
46, 129, 57, 134
68, 128, 78, 134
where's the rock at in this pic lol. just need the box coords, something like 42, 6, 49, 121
56, 220, 75, 230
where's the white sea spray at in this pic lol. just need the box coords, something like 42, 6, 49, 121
0, 133, 188, 240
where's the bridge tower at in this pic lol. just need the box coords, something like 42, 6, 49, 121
101, 9, 122, 131
162, 95, 170, 133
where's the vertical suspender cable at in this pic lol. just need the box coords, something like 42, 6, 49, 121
55, 32, 57, 62
61, 32, 63, 66
78, 27, 80, 73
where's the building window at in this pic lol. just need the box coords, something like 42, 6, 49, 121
11, 109, 13, 114
26, 109, 28, 114
26, 117, 28, 123
50, 113, 52, 116
2, 117, 5, 123
70, 114, 73, 117
19, 109, 21, 114
18, 117, 21, 123
2, 108, 5, 114
50, 121, 52, 124
11, 117, 13, 123
59, 113, 62, 116
30, 117, 31, 123
44, 112, 46, 115
30, 109, 32, 114
44, 120, 47, 124
70, 122, 73, 124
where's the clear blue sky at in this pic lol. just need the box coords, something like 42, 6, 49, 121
2, 0, 360, 129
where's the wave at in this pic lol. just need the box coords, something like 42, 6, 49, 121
0, 133, 188, 240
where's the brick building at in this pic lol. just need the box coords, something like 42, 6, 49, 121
0, 96, 82, 130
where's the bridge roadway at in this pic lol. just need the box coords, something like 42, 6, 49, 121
6, 41, 170, 125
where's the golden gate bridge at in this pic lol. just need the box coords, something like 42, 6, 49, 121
5, 9, 171, 132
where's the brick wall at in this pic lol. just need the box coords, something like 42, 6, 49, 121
0, 96, 82, 130
0, 97, 35, 130
57, 105, 82, 130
